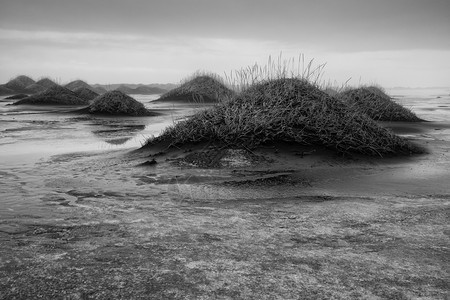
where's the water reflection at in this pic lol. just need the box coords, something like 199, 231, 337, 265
88, 119, 147, 145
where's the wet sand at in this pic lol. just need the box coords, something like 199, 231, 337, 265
1, 92, 449, 299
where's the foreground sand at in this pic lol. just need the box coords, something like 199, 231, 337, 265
0, 118, 449, 299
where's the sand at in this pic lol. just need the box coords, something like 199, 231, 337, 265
0, 92, 449, 299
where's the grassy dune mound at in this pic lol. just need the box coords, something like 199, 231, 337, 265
0, 86, 14, 95
4, 75, 35, 91
24, 83, 46, 94
64, 80, 92, 91
73, 87, 99, 101
146, 78, 423, 156
156, 73, 235, 103
83, 91, 155, 116
12, 85, 88, 105
339, 86, 423, 122
35, 78, 58, 89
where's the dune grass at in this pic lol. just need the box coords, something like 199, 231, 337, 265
73, 87, 99, 101
84, 90, 156, 116
144, 58, 423, 156
156, 71, 235, 103
338, 86, 423, 122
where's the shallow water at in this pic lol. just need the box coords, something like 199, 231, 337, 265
387, 87, 450, 122
0, 89, 449, 221
0, 95, 203, 166
0, 95, 207, 219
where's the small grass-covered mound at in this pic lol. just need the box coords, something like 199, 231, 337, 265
145, 78, 423, 156
12, 85, 88, 105
83, 91, 156, 116
73, 87, 99, 101
5, 94, 29, 100
35, 78, 58, 89
64, 80, 92, 91
156, 72, 235, 103
4, 75, 35, 91
339, 86, 423, 122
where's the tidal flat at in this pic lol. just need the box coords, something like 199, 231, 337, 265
0, 90, 449, 299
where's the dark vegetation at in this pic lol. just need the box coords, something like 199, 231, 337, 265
156, 72, 235, 103
73, 87, 99, 101
0, 75, 57, 95
79, 90, 156, 116
64, 80, 107, 95
145, 64, 423, 156
12, 85, 89, 105
338, 86, 423, 122
35, 78, 58, 89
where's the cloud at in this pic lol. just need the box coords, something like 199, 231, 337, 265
1, 0, 449, 52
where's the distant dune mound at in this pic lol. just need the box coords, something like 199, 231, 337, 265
5, 94, 29, 100
338, 86, 423, 122
3, 75, 35, 91
90, 85, 109, 94
0, 86, 14, 96
24, 83, 46, 94
64, 80, 92, 91
12, 85, 89, 105
73, 87, 99, 101
145, 78, 423, 156
156, 74, 235, 103
80, 90, 156, 116
35, 78, 58, 89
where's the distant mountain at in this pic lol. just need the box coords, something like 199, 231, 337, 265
91, 85, 108, 94
134, 85, 167, 94
115, 85, 135, 94
115, 84, 167, 95
93, 83, 175, 94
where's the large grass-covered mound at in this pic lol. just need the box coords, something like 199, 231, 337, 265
12, 85, 88, 105
73, 87, 99, 101
145, 78, 423, 156
156, 73, 235, 103
339, 86, 423, 122
83, 91, 156, 116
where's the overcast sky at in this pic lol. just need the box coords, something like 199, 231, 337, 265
0, 0, 449, 87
